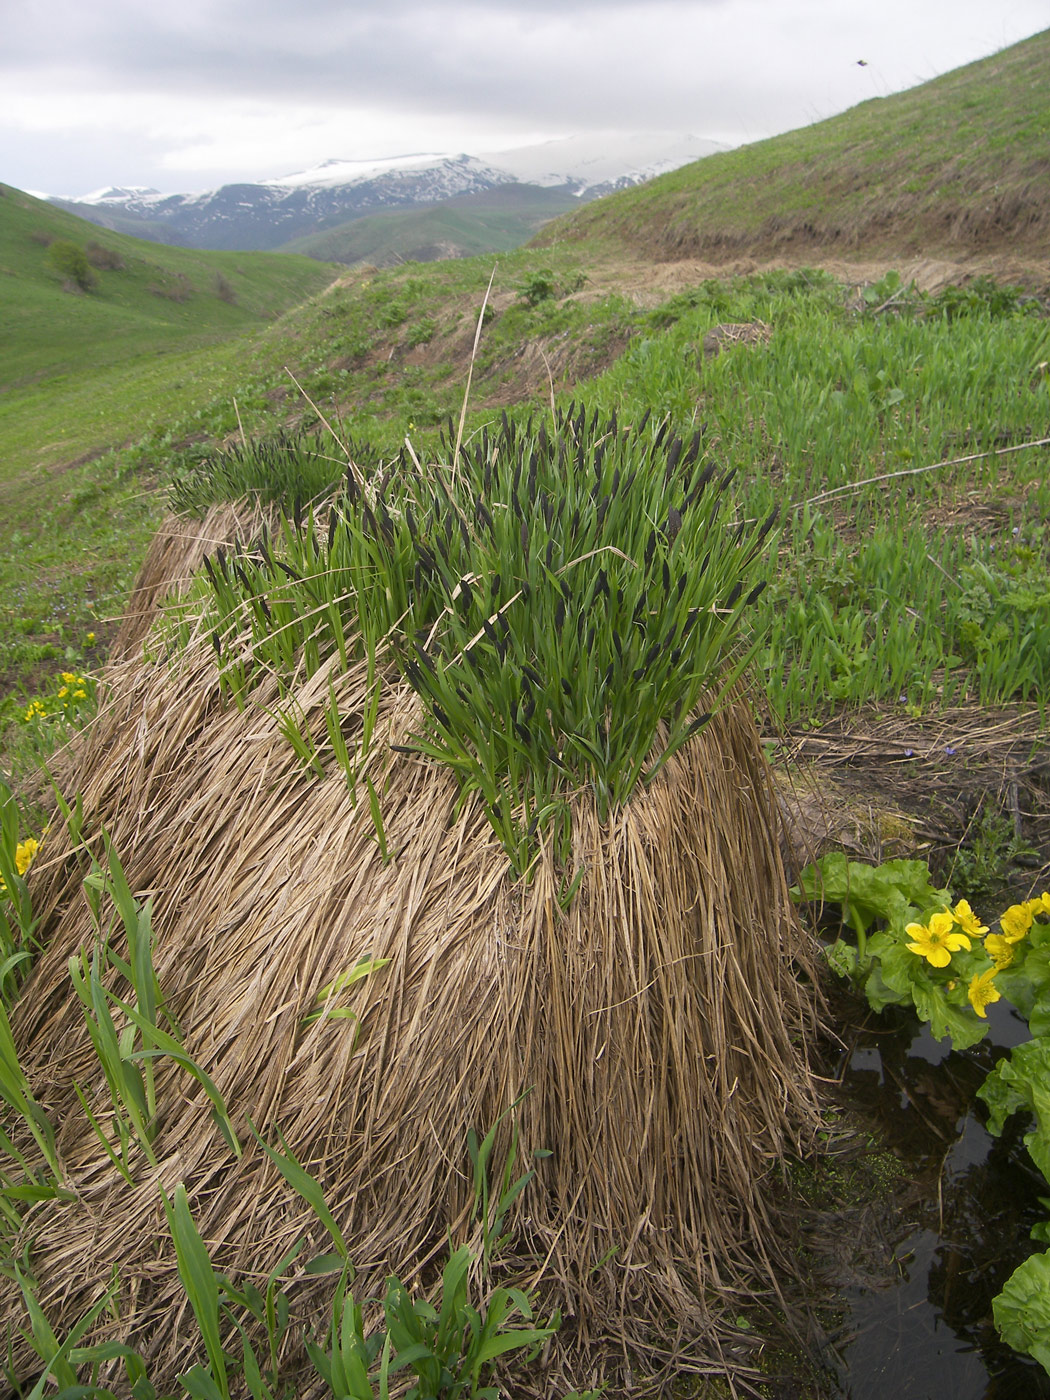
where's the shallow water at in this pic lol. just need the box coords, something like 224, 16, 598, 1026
822, 999, 1050, 1399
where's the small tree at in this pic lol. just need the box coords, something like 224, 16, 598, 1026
45, 240, 96, 292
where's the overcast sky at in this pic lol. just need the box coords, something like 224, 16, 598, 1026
2, 0, 1046, 198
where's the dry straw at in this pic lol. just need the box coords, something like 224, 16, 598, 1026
5, 499, 825, 1394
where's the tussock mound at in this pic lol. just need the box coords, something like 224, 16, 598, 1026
7, 478, 825, 1391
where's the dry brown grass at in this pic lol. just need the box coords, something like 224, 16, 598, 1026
5, 507, 826, 1394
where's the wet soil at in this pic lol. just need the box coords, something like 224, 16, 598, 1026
800, 991, 1050, 1400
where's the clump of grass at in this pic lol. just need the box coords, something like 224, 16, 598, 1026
185, 406, 777, 871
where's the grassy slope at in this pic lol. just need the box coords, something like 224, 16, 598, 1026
534, 28, 1050, 262
281, 185, 581, 265
0, 185, 337, 388
3, 28, 1049, 729
0, 189, 339, 701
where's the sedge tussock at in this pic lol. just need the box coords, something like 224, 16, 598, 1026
3, 476, 824, 1393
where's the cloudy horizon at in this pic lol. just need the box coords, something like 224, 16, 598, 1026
2, 0, 1046, 200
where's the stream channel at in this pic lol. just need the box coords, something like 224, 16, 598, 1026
814, 994, 1050, 1399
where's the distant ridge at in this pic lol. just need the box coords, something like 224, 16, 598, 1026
46, 134, 725, 258
535, 30, 1050, 263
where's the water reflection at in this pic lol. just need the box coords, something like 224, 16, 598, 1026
818, 998, 1050, 1399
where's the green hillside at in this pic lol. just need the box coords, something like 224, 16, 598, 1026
282, 184, 580, 266
536, 28, 1050, 261
0, 184, 337, 389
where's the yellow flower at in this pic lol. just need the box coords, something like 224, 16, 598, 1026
60, 672, 77, 685
1000, 904, 1034, 943
952, 899, 988, 938
906, 910, 971, 968
86, 632, 96, 644
74, 689, 87, 700
968, 967, 1001, 1018
57, 686, 68, 698
15, 839, 39, 876
985, 933, 1015, 969
1025, 892, 1050, 920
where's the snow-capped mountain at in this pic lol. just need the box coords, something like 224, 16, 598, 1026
47, 134, 726, 255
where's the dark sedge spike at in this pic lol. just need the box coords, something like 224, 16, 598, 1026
677, 574, 687, 601
475, 495, 494, 534
756, 507, 780, 545
402, 659, 422, 688
596, 568, 609, 598
596, 497, 609, 531
521, 693, 536, 724
686, 713, 713, 737
293, 496, 303, 532
514, 720, 531, 746
542, 496, 554, 531
344, 464, 360, 504
641, 642, 661, 671
527, 452, 538, 501
327, 511, 338, 553
523, 664, 544, 688
459, 515, 471, 551
215, 545, 227, 574
585, 625, 595, 651
561, 678, 573, 697
490, 572, 502, 598
258, 593, 272, 623
520, 581, 531, 603
662, 625, 677, 651
202, 554, 218, 587
662, 560, 671, 594
644, 529, 657, 570
405, 502, 417, 540
612, 631, 623, 659
562, 578, 573, 603
483, 618, 498, 646
495, 635, 508, 663
547, 747, 566, 770
414, 644, 437, 674
615, 587, 624, 610
685, 462, 717, 508
683, 607, 700, 635
457, 577, 473, 614
555, 597, 566, 631
511, 461, 522, 500
698, 549, 711, 578
602, 662, 614, 689
277, 561, 302, 581
570, 507, 581, 540
520, 520, 529, 554
683, 429, 703, 469
610, 466, 620, 497
632, 595, 647, 625
576, 610, 586, 641
432, 703, 451, 729
413, 560, 425, 596
211, 630, 222, 661
667, 505, 682, 544
745, 580, 768, 606
724, 582, 743, 609
664, 435, 683, 483
636, 407, 652, 437
717, 467, 738, 495
545, 539, 555, 572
